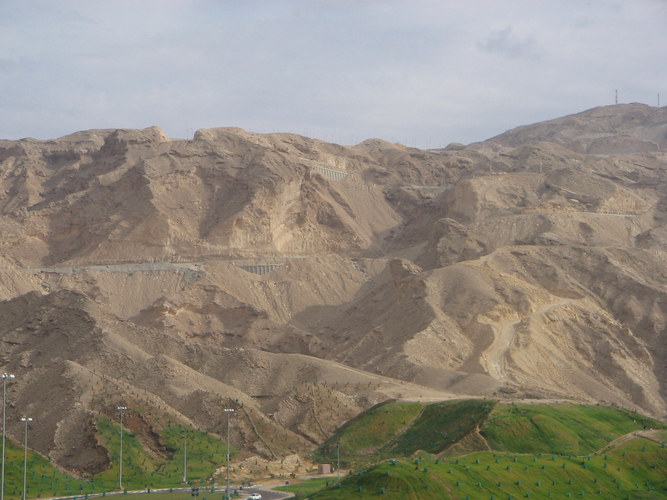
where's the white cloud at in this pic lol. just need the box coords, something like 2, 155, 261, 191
479, 27, 541, 60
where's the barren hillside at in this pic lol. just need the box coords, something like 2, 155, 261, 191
0, 103, 665, 474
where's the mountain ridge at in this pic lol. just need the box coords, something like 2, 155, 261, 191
0, 104, 664, 475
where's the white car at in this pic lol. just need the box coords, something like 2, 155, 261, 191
247, 495, 262, 500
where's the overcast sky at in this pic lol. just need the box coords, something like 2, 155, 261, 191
1, 0, 665, 147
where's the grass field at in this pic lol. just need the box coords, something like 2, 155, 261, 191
274, 478, 332, 498
314, 400, 423, 465
3, 400, 665, 499
305, 437, 667, 499
383, 399, 494, 456
481, 403, 661, 455
304, 400, 667, 498
314, 399, 665, 467
1, 443, 90, 500
2, 419, 235, 500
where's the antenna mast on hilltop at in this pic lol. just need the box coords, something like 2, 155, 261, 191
615, 89, 618, 105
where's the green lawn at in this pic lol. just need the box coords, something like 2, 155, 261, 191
308, 400, 666, 498
315, 399, 664, 467
1, 443, 91, 500
308, 436, 667, 498
276, 478, 335, 499
383, 399, 494, 456
314, 400, 423, 465
481, 403, 664, 455
92, 419, 233, 491
2, 419, 235, 500
3, 400, 665, 500
314, 399, 497, 466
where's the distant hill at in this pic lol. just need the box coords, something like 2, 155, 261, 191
488, 103, 667, 153
0, 104, 665, 476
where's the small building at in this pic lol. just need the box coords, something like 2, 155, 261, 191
318, 464, 331, 474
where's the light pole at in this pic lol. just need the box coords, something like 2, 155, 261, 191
1, 373, 16, 500
337, 441, 340, 481
182, 432, 187, 484
223, 409, 234, 499
20, 417, 32, 500
117, 407, 127, 491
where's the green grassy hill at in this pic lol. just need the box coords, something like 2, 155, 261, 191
314, 399, 665, 466
302, 400, 667, 499
315, 400, 424, 464
95, 418, 233, 489
2, 419, 234, 499
305, 435, 667, 499
3, 399, 665, 499
481, 403, 662, 456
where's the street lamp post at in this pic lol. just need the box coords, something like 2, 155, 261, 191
20, 418, 32, 500
1, 373, 16, 500
337, 442, 340, 481
117, 407, 128, 491
223, 409, 234, 499
182, 432, 187, 484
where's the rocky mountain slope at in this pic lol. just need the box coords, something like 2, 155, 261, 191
0, 103, 664, 474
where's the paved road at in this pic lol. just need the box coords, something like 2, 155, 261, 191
41, 485, 294, 500
238, 486, 293, 499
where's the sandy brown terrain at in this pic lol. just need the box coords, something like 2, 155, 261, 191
0, 103, 664, 474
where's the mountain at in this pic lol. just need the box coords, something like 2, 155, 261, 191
0, 103, 665, 475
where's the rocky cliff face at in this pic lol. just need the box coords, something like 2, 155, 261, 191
0, 103, 665, 473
